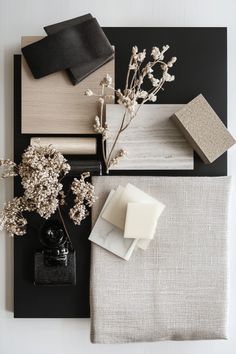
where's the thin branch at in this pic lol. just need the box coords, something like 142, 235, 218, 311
130, 61, 143, 91
106, 110, 127, 171
100, 85, 105, 127
125, 56, 133, 91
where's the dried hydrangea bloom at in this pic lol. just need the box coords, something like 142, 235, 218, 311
0, 159, 18, 178
0, 143, 97, 239
58, 191, 66, 206
18, 143, 71, 219
0, 197, 27, 236
69, 172, 96, 226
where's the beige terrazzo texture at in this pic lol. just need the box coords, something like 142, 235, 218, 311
171, 94, 235, 163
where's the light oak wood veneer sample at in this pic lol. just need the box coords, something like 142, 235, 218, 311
21, 36, 114, 134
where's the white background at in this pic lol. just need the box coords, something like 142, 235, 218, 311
0, 0, 236, 353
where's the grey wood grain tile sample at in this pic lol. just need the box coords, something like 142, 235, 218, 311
106, 104, 194, 170
21, 37, 114, 134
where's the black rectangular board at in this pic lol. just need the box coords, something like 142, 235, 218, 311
14, 27, 227, 318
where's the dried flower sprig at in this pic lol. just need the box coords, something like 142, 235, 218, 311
18, 143, 71, 219
69, 172, 97, 225
0, 143, 96, 241
108, 149, 127, 169
0, 197, 28, 237
85, 45, 176, 173
0, 159, 18, 178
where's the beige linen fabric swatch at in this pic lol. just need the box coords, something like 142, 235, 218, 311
90, 176, 231, 343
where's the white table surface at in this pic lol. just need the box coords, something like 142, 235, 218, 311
0, 0, 236, 353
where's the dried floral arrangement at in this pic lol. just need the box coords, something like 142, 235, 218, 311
0, 143, 96, 243
85, 45, 177, 173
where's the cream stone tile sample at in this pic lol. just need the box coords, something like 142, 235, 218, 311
21, 37, 114, 134
102, 183, 165, 230
124, 202, 165, 239
101, 185, 124, 219
106, 104, 193, 170
101, 185, 152, 250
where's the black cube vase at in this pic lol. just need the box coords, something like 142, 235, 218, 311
34, 220, 76, 286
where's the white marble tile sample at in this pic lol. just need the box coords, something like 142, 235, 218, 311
106, 104, 194, 170
89, 190, 138, 261
124, 202, 165, 239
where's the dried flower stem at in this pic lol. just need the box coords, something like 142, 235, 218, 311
100, 85, 105, 127
125, 56, 133, 90
121, 79, 166, 132
85, 45, 176, 173
106, 110, 127, 171
100, 84, 107, 171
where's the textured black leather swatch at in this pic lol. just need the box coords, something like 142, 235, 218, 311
22, 17, 114, 84
44, 13, 92, 34
44, 14, 114, 84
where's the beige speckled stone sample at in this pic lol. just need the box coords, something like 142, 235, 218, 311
21, 36, 114, 134
171, 94, 235, 164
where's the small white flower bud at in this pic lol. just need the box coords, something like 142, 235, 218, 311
84, 89, 93, 96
